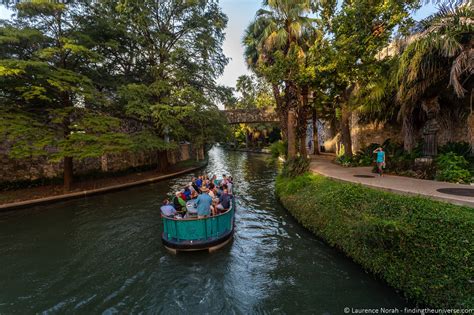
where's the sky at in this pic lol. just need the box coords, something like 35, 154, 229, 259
0, 1, 438, 89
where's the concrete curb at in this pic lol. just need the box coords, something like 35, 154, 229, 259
0, 161, 208, 212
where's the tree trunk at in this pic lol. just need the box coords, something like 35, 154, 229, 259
63, 156, 73, 191
340, 105, 353, 158
199, 146, 205, 160
296, 106, 308, 157
402, 110, 415, 152
157, 150, 169, 172
296, 87, 310, 157
312, 108, 320, 155
299, 135, 307, 157
287, 109, 297, 159
286, 81, 300, 159
272, 83, 287, 141
279, 108, 288, 142
468, 90, 474, 155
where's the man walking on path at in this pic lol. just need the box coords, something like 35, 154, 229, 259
373, 147, 386, 176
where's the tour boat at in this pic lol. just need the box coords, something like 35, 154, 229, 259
161, 198, 235, 253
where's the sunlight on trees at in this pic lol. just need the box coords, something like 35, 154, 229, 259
0, 0, 230, 189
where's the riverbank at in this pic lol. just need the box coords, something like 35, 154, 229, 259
0, 159, 207, 211
275, 173, 474, 308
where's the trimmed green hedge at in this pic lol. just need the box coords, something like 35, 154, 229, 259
275, 173, 474, 308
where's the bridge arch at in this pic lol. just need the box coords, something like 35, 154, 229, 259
221, 108, 280, 124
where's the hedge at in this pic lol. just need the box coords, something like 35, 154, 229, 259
275, 173, 474, 308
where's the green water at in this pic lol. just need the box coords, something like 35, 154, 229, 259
0, 146, 411, 314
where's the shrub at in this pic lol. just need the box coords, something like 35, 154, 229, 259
281, 156, 310, 177
276, 173, 474, 308
336, 140, 410, 168
335, 154, 354, 167
435, 152, 472, 183
439, 142, 472, 160
378, 140, 430, 178
269, 140, 287, 159
352, 143, 380, 166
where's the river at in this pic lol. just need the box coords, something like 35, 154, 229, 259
0, 146, 411, 314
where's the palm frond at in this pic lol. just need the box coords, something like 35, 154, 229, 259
449, 48, 473, 97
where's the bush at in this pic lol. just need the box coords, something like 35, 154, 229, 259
276, 173, 474, 308
435, 152, 472, 183
269, 140, 287, 159
439, 142, 472, 160
281, 156, 310, 177
352, 143, 380, 166
336, 140, 410, 168
335, 154, 354, 167
335, 143, 358, 167
377, 140, 431, 178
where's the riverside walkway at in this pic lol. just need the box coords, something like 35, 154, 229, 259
310, 156, 474, 208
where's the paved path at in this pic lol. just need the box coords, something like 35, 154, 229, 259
310, 156, 474, 208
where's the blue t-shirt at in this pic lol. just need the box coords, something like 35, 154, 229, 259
376, 151, 385, 163
195, 179, 203, 188
195, 193, 212, 216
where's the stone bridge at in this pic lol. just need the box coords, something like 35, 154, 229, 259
222, 108, 280, 124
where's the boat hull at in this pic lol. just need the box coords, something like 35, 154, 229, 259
162, 229, 233, 253
161, 200, 235, 253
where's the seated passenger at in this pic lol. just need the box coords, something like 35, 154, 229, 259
191, 177, 201, 194
160, 199, 176, 217
221, 174, 228, 186
211, 175, 219, 186
195, 186, 213, 218
172, 191, 186, 213
226, 180, 233, 195
217, 186, 232, 213
195, 176, 203, 188
208, 183, 217, 199
183, 187, 192, 200
180, 189, 187, 201
212, 196, 219, 216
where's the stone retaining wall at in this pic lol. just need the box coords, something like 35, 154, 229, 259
320, 111, 471, 154
0, 143, 200, 184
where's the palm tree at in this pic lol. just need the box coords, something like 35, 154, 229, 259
243, 0, 315, 158
243, 19, 289, 144
395, 3, 473, 151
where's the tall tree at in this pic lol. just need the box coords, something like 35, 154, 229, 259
244, 0, 316, 158
395, 4, 473, 151
112, 0, 229, 166
243, 20, 288, 141
318, 0, 419, 157
0, 0, 231, 188
0, 1, 134, 190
